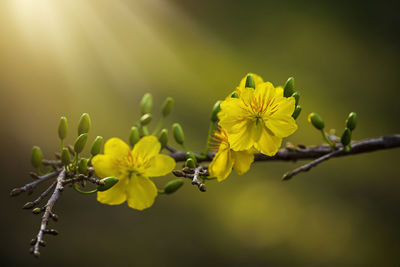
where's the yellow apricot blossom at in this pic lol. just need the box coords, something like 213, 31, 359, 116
218, 82, 298, 156
208, 127, 254, 182
92, 136, 175, 210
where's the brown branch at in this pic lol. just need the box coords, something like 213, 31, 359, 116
31, 169, 66, 258
10, 171, 59, 197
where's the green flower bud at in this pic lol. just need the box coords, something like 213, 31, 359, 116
245, 74, 256, 89
140, 93, 153, 114
23, 202, 35, 209
308, 112, 325, 130
231, 92, 239, 98
78, 113, 91, 135
140, 113, 152, 126
31, 146, 43, 169
161, 97, 174, 117
341, 128, 352, 147
284, 77, 295, 98
97, 177, 119, 192
74, 133, 88, 154
90, 136, 103, 156
172, 123, 184, 145
346, 112, 357, 131
163, 179, 184, 194
211, 100, 222, 122
158, 129, 168, 149
58, 116, 68, 140
32, 207, 42, 214
129, 126, 140, 147
61, 148, 71, 166
186, 151, 197, 165
292, 92, 300, 106
186, 158, 196, 168
292, 105, 302, 119
78, 158, 88, 174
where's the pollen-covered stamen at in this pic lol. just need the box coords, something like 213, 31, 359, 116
115, 152, 152, 177
208, 127, 229, 151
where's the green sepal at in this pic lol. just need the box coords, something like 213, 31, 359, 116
245, 74, 256, 89
284, 77, 295, 98
78, 113, 91, 135
61, 148, 71, 166
129, 126, 140, 147
31, 146, 43, 169
58, 116, 68, 140
161, 97, 174, 117
90, 136, 103, 156
292, 105, 302, 119
172, 123, 185, 145
140, 113, 152, 126
140, 93, 153, 114
231, 92, 239, 98
74, 133, 88, 154
163, 179, 184, 194
211, 100, 222, 122
97, 177, 119, 192
346, 112, 357, 131
78, 158, 88, 174
308, 112, 325, 130
341, 128, 352, 147
291, 92, 300, 106
186, 158, 196, 168
158, 129, 168, 149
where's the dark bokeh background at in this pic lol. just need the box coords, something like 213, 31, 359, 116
1, 0, 399, 266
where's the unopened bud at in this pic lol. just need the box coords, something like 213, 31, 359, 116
140, 113, 152, 126
186, 151, 197, 165
292, 105, 302, 119
129, 126, 140, 147
78, 113, 91, 135
31, 146, 43, 169
308, 112, 325, 130
140, 93, 153, 114
164, 179, 184, 194
10, 188, 22, 197
231, 92, 239, 98
39, 240, 46, 247
186, 158, 196, 168
346, 112, 357, 131
51, 213, 59, 221
158, 129, 168, 149
74, 133, 88, 154
211, 100, 222, 122
23, 202, 35, 209
292, 92, 300, 106
58, 116, 68, 140
161, 97, 174, 117
284, 77, 295, 97
245, 74, 256, 89
61, 148, 71, 166
78, 158, 88, 174
32, 208, 41, 214
172, 123, 185, 145
90, 136, 103, 156
341, 128, 352, 147
97, 177, 119, 192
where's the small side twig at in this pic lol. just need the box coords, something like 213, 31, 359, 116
173, 166, 207, 192
10, 171, 59, 196
31, 169, 66, 258
23, 181, 57, 209
282, 149, 343, 180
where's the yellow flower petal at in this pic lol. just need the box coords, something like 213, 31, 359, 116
265, 116, 298, 138
92, 154, 118, 178
209, 148, 234, 182
97, 177, 128, 205
232, 150, 254, 175
143, 154, 176, 177
126, 175, 157, 210
254, 125, 282, 156
270, 96, 296, 118
104, 137, 131, 158
228, 120, 259, 151
132, 136, 161, 160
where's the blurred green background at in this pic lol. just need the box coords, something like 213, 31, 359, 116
1, 0, 399, 266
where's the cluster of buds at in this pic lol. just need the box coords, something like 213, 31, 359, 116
283, 77, 302, 119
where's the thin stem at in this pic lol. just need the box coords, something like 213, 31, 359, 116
320, 129, 335, 148
205, 121, 215, 154
152, 117, 164, 136
72, 182, 98, 195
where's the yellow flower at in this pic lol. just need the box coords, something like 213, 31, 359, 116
92, 136, 175, 210
218, 82, 298, 156
208, 127, 254, 182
